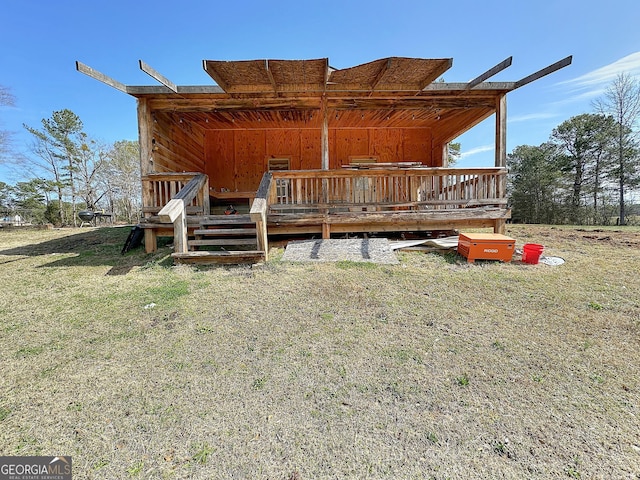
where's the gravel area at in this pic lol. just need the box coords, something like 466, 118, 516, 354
281, 238, 400, 264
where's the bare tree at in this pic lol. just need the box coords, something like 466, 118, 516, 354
593, 73, 640, 225
0, 85, 16, 159
99, 140, 141, 223
76, 135, 109, 210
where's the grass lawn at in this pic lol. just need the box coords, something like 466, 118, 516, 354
0, 224, 639, 479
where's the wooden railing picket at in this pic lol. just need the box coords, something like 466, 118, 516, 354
263, 167, 506, 211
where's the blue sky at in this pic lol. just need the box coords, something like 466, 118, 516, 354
1, 0, 640, 182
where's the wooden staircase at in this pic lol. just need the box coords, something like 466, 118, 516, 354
171, 215, 265, 265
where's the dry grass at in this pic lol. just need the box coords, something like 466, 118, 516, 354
0, 224, 639, 479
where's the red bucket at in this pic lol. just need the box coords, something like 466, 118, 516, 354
522, 243, 544, 264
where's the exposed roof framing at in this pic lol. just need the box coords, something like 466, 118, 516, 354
77, 55, 572, 98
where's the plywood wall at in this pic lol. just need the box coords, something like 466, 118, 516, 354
205, 127, 434, 192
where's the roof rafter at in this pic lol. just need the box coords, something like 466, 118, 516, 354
514, 55, 573, 89
370, 58, 392, 90
466, 57, 513, 90
139, 60, 178, 93
265, 60, 278, 94
75, 61, 128, 93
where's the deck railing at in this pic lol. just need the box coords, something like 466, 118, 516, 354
265, 167, 507, 210
149, 173, 209, 254
250, 167, 508, 257
141, 172, 210, 217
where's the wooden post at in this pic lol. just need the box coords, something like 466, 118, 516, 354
144, 229, 157, 254
201, 175, 210, 215
250, 173, 273, 261
495, 94, 507, 168
322, 222, 331, 239
175, 210, 188, 253
138, 98, 154, 219
321, 96, 329, 170
495, 94, 507, 200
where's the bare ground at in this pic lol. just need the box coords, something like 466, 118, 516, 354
0, 225, 639, 479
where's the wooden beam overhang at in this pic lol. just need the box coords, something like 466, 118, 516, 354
139, 60, 178, 93
514, 55, 573, 89
77, 56, 572, 98
465, 57, 513, 90
76, 61, 128, 93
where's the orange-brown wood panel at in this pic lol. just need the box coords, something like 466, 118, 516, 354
328, 129, 336, 169
432, 141, 445, 167
205, 130, 235, 191
300, 129, 321, 170
403, 128, 434, 166
235, 130, 266, 191
371, 128, 403, 163
266, 129, 302, 169
334, 129, 369, 168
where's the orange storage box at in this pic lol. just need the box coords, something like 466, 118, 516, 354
457, 233, 515, 263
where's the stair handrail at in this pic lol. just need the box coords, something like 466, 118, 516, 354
158, 173, 208, 254
250, 172, 273, 260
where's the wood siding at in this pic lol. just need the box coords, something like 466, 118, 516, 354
151, 112, 205, 173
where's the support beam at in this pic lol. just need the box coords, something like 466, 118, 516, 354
139, 60, 178, 93
321, 96, 329, 170
265, 60, 279, 95
514, 56, 573, 89
495, 94, 507, 169
137, 98, 154, 178
75, 61, 128, 93
466, 57, 513, 90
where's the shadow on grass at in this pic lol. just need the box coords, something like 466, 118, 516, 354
0, 226, 174, 275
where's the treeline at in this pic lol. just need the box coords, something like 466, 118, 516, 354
1, 109, 141, 226
508, 74, 640, 225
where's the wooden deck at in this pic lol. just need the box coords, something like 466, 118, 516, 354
141, 168, 511, 264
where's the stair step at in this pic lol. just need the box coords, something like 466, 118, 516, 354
172, 250, 265, 265
194, 228, 257, 236
200, 215, 253, 225
189, 238, 258, 246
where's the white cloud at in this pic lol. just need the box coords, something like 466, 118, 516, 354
459, 144, 493, 159
558, 51, 640, 92
549, 52, 640, 107
508, 112, 559, 123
